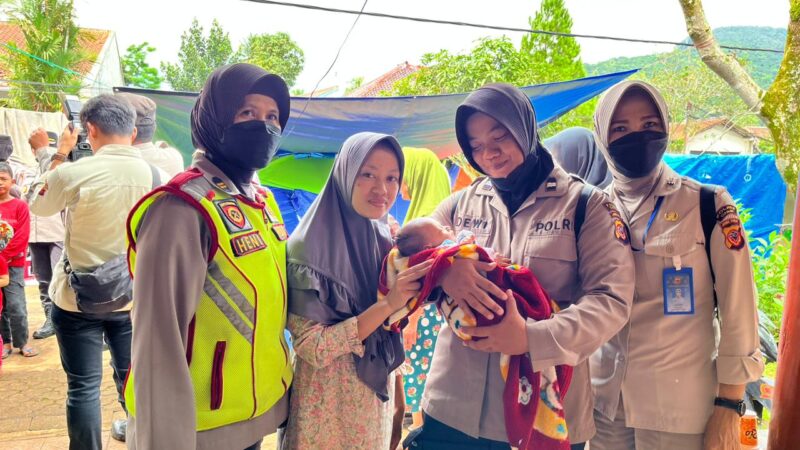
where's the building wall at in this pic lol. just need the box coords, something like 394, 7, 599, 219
686, 126, 756, 155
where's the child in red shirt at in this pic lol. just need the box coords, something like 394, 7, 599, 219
0, 162, 34, 359
0, 219, 14, 367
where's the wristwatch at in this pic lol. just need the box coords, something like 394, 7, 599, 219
51, 152, 68, 162
714, 397, 746, 416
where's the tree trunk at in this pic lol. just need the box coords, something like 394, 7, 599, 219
761, 2, 800, 184
678, 0, 800, 185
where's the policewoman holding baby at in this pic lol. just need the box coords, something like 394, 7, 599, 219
589, 81, 763, 450
406, 83, 635, 450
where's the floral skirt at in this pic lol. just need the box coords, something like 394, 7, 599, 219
402, 304, 443, 412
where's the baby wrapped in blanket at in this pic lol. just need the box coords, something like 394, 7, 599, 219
379, 218, 573, 450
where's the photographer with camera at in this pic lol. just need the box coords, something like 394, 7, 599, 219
23, 129, 67, 341
29, 94, 167, 449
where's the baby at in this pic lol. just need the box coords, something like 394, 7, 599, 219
378, 218, 573, 449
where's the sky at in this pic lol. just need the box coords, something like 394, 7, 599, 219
71, 0, 789, 93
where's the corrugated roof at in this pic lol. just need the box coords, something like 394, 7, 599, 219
0, 21, 110, 80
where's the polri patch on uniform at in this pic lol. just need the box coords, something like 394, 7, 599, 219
603, 202, 630, 245
230, 230, 267, 257
720, 217, 745, 250
214, 199, 253, 233
271, 223, 290, 241
716, 205, 744, 250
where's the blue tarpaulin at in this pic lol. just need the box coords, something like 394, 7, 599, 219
115, 70, 638, 162
663, 154, 786, 244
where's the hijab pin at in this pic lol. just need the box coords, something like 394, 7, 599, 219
665, 211, 679, 222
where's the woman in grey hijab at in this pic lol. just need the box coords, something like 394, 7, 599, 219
590, 80, 762, 450
544, 127, 612, 188
282, 132, 432, 450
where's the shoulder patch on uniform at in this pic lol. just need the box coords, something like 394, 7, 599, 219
603, 202, 630, 245
214, 198, 252, 233
716, 205, 744, 250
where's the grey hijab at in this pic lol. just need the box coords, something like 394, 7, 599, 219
594, 80, 671, 209
545, 127, 612, 188
287, 132, 405, 401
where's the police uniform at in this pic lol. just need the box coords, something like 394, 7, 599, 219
589, 166, 763, 449
124, 155, 292, 450
422, 164, 635, 445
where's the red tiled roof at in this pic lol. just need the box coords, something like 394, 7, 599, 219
745, 126, 772, 140
348, 62, 421, 97
0, 22, 110, 80
670, 118, 761, 140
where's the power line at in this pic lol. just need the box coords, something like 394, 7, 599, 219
284, 0, 368, 139
241, 0, 784, 54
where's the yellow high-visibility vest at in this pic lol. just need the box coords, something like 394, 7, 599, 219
124, 169, 292, 431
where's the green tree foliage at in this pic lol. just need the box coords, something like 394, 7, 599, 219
344, 76, 364, 96
586, 27, 786, 90
387, 0, 592, 135
161, 18, 233, 92
121, 42, 162, 89
234, 32, 304, 88
3, 0, 84, 111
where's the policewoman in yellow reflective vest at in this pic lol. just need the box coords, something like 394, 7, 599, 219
124, 64, 293, 450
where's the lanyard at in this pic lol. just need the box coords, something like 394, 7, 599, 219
640, 196, 665, 249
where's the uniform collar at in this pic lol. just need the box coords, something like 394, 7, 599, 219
94, 143, 139, 157
191, 152, 256, 199
652, 164, 683, 197
474, 165, 567, 217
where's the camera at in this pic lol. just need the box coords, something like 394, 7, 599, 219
60, 94, 93, 162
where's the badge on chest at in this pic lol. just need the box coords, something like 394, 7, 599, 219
230, 230, 267, 257
214, 199, 252, 234
663, 266, 695, 315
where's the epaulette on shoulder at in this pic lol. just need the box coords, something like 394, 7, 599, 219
469, 175, 487, 187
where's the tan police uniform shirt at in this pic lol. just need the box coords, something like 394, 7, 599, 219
590, 165, 763, 434
423, 164, 635, 444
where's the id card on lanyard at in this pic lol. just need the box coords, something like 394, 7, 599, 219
641, 197, 696, 315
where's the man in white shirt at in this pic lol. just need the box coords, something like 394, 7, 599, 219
29, 94, 166, 449
116, 92, 185, 177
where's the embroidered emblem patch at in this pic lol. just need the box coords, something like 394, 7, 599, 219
214, 199, 252, 233
716, 205, 744, 250
271, 223, 289, 241
230, 231, 267, 257
603, 202, 630, 245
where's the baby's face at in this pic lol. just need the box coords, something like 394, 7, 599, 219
418, 222, 455, 248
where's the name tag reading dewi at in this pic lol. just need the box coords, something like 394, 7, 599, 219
231, 231, 267, 257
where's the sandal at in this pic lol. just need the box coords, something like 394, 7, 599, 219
1, 347, 11, 359
20, 346, 39, 357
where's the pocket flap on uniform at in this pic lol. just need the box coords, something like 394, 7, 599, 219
643, 233, 701, 257
525, 234, 578, 262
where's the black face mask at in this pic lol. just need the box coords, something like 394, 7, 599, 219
221, 120, 282, 171
607, 130, 668, 178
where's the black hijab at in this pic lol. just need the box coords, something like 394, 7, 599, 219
455, 84, 554, 215
545, 127, 612, 188
190, 63, 290, 190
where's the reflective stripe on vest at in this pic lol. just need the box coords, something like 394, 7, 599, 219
124, 173, 292, 431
